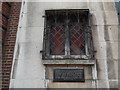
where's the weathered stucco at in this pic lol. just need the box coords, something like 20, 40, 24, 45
10, 0, 119, 88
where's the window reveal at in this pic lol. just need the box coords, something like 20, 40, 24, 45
42, 9, 93, 60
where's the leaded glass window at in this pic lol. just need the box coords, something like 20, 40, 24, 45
42, 9, 94, 60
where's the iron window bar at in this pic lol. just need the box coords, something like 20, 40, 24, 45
41, 9, 94, 60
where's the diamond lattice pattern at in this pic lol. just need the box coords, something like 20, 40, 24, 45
50, 24, 65, 55
70, 24, 85, 55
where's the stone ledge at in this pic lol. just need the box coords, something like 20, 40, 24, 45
42, 60, 95, 65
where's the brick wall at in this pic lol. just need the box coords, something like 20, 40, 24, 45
1, 2, 21, 89
0, 2, 11, 42
0, 2, 11, 89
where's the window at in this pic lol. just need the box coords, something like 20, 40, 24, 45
42, 9, 94, 60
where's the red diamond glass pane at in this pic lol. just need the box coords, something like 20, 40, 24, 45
50, 24, 65, 55
70, 24, 85, 55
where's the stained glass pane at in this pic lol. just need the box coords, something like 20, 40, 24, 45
70, 23, 85, 55
49, 24, 65, 55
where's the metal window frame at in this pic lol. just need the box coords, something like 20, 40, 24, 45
42, 9, 94, 60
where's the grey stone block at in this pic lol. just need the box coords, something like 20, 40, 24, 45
48, 80, 93, 88
105, 11, 118, 25
106, 42, 118, 60
102, 2, 116, 11
107, 59, 118, 79
118, 26, 120, 42
90, 11, 104, 25
97, 79, 109, 88
89, 2, 104, 11
92, 26, 105, 42
93, 42, 107, 59
104, 25, 118, 42
109, 81, 118, 88
97, 59, 109, 80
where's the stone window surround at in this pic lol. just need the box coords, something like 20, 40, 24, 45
41, 9, 95, 65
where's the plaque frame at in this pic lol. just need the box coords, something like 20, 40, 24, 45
53, 69, 85, 82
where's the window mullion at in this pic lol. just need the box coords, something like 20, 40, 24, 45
85, 27, 89, 56
66, 24, 70, 56
85, 13, 90, 57
65, 12, 68, 56
65, 11, 70, 57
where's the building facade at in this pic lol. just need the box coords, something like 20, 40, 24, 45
1, 0, 119, 89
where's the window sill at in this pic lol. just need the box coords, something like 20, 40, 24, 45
42, 60, 95, 65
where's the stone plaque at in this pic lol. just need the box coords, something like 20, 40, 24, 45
53, 69, 85, 82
